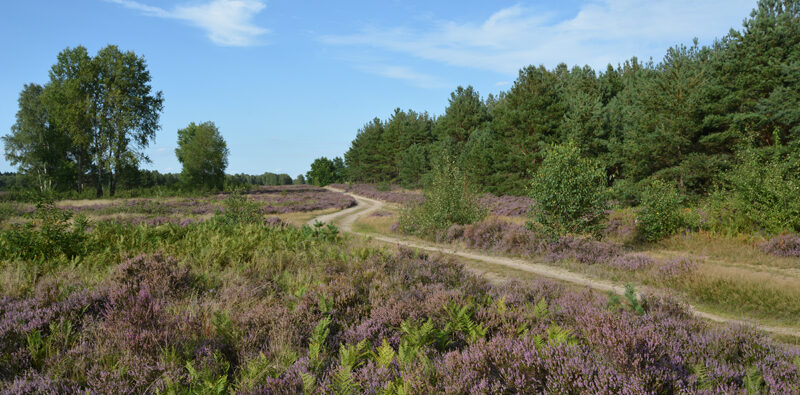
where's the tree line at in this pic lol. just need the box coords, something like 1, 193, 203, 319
333, 0, 800, 202
3, 45, 164, 197
2, 46, 305, 196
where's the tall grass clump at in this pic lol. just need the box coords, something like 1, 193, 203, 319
399, 154, 486, 237
637, 179, 684, 241
530, 141, 607, 238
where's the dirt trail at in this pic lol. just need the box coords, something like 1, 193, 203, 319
312, 188, 800, 338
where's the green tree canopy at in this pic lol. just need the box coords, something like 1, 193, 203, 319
175, 121, 229, 190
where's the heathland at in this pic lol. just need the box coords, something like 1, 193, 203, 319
2, 0, 800, 393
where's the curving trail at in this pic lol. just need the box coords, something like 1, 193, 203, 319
312, 188, 800, 338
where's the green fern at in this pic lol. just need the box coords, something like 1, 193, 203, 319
382, 377, 411, 395
692, 363, 712, 390
443, 302, 487, 345
532, 334, 545, 350
545, 325, 577, 346
332, 367, 359, 395
339, 339, 371, 371
533, 298, 549, 319
308, 317, 331, 371
318, 293, 333, 314
374, 339, 396, 368
495, 295, 507, 314
301, 372, 317, 395
743, 366, 763, 394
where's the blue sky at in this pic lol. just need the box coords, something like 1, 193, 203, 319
1, 0, 756, 176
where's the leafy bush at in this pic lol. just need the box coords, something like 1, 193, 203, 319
715, 148, 800, 234
399, 154, 486, 237
637, 179, 684, 241
215, 192, 264, 225
0, 202, 87, 261
530, 142, 608, 238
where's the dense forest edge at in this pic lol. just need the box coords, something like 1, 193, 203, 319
306, 0, 800, 238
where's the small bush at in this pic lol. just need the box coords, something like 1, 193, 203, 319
530, 142, 607, 238
637, 179, 684, 241
0, 202, 87, 261
399, 154, 486, 237
215, 192, 263, 225
716, 148, 800, 234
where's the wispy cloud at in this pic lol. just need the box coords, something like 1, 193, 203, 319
108, 0, 269, 46
357, 64, 445, 89
321, 0, 754, 74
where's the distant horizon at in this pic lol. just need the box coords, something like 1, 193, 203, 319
1, 0, 756, 176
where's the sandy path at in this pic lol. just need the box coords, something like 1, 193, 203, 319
312, 188, 800, 338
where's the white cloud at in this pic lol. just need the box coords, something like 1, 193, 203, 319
108, 0, 269, 46
357, 64, 446, 89
321, 0, 754, 74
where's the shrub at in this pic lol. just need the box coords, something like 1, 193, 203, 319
637, 179, 684, 241
0, 202, 87, 261
717, 148, 800, 234
215, 192, 263, 225
530, 142, 607, 238
399, 154, 486, 237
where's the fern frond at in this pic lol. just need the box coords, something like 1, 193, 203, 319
743, 366, 763, 395
374, 339, 396, 368
333, 367, 359, 395
692, 363, 711, 390
301, 372, 317, 395
533, 298, 549, 319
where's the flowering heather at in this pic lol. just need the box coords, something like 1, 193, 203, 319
608, 253, 656, 271
0, 220, 797, 392
657, 257, 700, 279
476, 194, 535, 217
760, 233, 800, 257
53, 185, 354, 228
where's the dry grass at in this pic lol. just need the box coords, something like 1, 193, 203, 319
276, 208, 339, 226
655, 231, 800, 271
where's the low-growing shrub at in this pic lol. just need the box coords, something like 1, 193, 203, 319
637, 179, 684, 241
714, 148, 800, 234
530, 142, 608, 238
399, 155, 486, 237
0, 202, 88, 261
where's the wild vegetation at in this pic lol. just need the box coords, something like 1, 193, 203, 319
3, 0, 800, 392
325, 0, 800, 241
1, 199, 799, 392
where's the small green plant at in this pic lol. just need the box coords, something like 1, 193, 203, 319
373, 339, 396, 368
607, 292, 622, 311
714, 147, 800, 234
692, 363, 712, 390
332, 339, 371, 395
530, 141, 608, 238
624, 284, 645, 316
398, 153, 486, 237
308, 317, 331, 372
532, 298, 549, 319
638, 178, 684, 241
215, 192, 263, 225
442, 302, 487, 345
0, 201, 87, 261
743, 366, 763, 394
